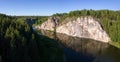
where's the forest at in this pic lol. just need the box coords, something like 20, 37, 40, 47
0, 9, 120, 62
52, 9, 120, 48
0, 14, 64, 62
14, 9, 120, 48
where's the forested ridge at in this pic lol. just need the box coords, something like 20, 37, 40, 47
0, 14, 64, 62
0, 9, 120, 62
11, 9, 120, 47
52, 9, 120, 48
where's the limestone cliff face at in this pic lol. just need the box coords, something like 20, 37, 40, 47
36, 17, 59, 31
35, 16, 110, 42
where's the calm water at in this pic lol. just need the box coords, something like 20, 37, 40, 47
37, 30, 120, 62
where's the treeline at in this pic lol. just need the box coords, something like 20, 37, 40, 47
52, 9, 120, 43
0, 14, 64, 62
14, 16, 48, 26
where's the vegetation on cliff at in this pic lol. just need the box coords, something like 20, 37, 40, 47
52, 9, 120, 48
9, 9, 120, 48
0, 14, 64, 62
1, 9, 120, 62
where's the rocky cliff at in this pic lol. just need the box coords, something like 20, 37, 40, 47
36, 17, 59, 31
35, 16, 110, 42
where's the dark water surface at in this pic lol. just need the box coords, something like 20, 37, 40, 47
37, 30, 120, 62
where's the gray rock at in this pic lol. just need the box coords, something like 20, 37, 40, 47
36, 16, 110, 42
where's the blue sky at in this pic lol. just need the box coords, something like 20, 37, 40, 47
0, 0, 120, 16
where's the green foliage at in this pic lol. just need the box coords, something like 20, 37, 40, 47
0, 14, 64, 62
52, 13, 68, 22
52, 9, 120, 44
0, 9, 120, 61
35, 16, 48, 25
14, 16, 48, 26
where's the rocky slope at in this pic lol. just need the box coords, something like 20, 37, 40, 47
37, 17, 59, 31
35, 16, 110, 42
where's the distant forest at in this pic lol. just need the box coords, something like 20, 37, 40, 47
0, 9, 120, 62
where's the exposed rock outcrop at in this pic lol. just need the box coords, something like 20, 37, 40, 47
36, 17, 59, 31
35, 16, 110, 42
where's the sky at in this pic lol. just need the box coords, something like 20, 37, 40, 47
0, 0, 120, 16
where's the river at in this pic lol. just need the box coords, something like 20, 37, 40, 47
37, 29, 120, 62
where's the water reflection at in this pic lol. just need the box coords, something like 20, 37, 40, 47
37, 30, 120, 62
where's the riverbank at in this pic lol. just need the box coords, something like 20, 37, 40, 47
109, 41, 120, 49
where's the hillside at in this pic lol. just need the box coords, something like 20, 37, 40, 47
36, 9, 120, 48
0, 14, 64, 62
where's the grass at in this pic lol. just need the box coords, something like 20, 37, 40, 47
109, 41, 120, 49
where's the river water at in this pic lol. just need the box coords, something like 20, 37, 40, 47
37, 30, 120, 62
